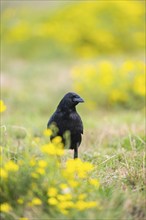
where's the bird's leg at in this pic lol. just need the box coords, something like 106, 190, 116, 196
74, 147, 78, 159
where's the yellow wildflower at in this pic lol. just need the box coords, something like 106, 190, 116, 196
75, 200, 87, 210
56, 148, 64, 156
77, 170, 86, 178
17, 198, 24, 204
48, 197, 58, 205
43, 129, 52, 137
122, 60, 135, 73
19, 218, 29, 220
86, 201, 98, 208
29, 159, 36, 167
68, 180, 79, 188
59, 183, 68, 190
78, 193, 87, 200
41, 143, 64, 156
58, 201, 74, 210
0, 168, 8, 179
89, 179, 100, 188
38, 160, 47, 168
0, 100, 7, 113
58, 192, 72, 201
47, 187, 58, 197
31, 172, 39, 179
52, 136, 62, 144
109, 89, 127, 102
63, 158, 94, 179
0, 203, 12, 212
64, 193, 72, 200
36, 167, 45, 175
82, 161, 94, 172
4, 160, 19, 172
133, 74, 145, 96
99, 61, 114, 87
41, 143, 56, 155
31, 197, 42, 206
57, 194, 67, 201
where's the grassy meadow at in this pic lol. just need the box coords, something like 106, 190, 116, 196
1, 1, 145, 220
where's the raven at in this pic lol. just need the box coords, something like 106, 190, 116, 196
47, 92, 84, 159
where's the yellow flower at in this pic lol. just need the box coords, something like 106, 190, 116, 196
68, 180, 79, 188
0, 100, 7, 113
133, 73, 145, 96
17, 198, 24, 204
63, 158, 94, 179
47, 187, 58, 197
4, 160, 19, 172
0, 168, 8, 179
38, 160, 47, 168
75, 200, 87, 210
89, 179, 100, 188
74, 200, 98, 210
56, 148, 64, 156
31, 197, 42, 206
64, 193, 72, 200
98, 61, 114, 86
78, 170, 87, 178
0, 203, 12, 213
57, 194, 67, 201
86, 201, 98, 208
19, 218, 29, 220
82, 161, 94, 172
78, 193, 87, 200
43, 129, 52, 137
36, 167, 45, 175
109, 89, 127, 102
48, 197, 58, 205
41, 143, 55, 155
7, 21, 30, 42
41, 143, 64, 156
31, 172, 39, 179
29, 159, 36, 167
58, 201, 74, 210
59, 183, 68, 190
57, 193, 72, 203
52, 136, 62, 144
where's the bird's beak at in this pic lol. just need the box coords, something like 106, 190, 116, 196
73, 97, 84, 103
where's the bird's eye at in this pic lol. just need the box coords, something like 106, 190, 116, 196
72, 96, 77, 102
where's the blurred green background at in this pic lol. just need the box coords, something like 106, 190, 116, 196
1, 0, 145, 127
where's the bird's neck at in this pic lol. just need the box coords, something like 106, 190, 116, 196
57, 106, 76, 113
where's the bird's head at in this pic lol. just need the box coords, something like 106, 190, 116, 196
57, 92, 84, 111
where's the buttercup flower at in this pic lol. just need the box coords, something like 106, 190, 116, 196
4, 160, 19, 172
0, 100, 7, 113
47, 187, 58, 197
0, 203, 12, 213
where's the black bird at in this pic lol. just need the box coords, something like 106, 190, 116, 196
47, 92, 84, 159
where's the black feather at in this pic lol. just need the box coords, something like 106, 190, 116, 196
47, 92, 84, 159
